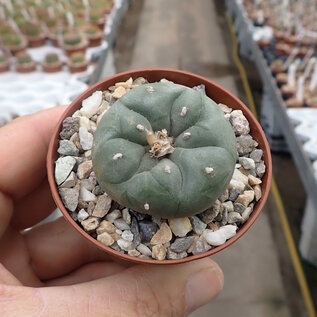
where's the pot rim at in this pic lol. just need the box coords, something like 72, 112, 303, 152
47, 68, 272, 265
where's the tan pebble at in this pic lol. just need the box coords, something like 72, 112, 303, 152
77, 160, 93, 179
169, 217, 192, 237
110, 232, 122, 242
128, 249, 141, 257
152, 244, 166, 260
96, 220, 117, 234
150, 223, 172, 245
97, 232, 114, 246
248, 175, 262, 186
81, 217, 100, 232
92, 194, 112, 218
253, 184, 262, 201
235, 190, 255, 207
187, 235, 199, 254
208, 222, 219, 231
112, 86, 126, 99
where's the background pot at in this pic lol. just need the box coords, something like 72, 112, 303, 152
47, 68, 272, 265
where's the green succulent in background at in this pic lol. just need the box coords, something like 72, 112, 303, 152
20, 22, 40, 37
17, 53, 32, 64
92, 82, 237, 218
85, 25, 100, 35
2, 33, 22, 46
70, 52, 85, 63
0, 54, 7, 63
63, 34, 82, 45
45, 52, 59, 64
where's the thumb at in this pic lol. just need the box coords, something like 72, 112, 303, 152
40, 258, 223, 316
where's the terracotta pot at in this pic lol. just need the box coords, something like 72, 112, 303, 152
6, 37, 28, 56
42, 61, 63, 73
47, 68, 272, 265
87, 34, 103, 47
26, 34, 46, 48
16, 61, 36, 73
68, 60, 88, 73
0, 61, 10, 73
63, 39, 88, 57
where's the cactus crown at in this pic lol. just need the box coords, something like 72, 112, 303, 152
92, 82, 237, 218
21, 22, 40, 37
45, 53, 59, 64
70, 52, 85, 63
63, 34, 82, 46
2, 33, 22, 46
17, 52, 32, 64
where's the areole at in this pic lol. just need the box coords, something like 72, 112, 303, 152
47, 68, 272, 265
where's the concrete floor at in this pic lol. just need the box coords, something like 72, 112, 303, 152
112, 0, 313, 316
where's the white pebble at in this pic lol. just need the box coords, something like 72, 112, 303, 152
180, 106, 188, 117
144, 203, 150, 211
79, 116, 91, 130
203, 225, 237, 246
79, 187, 97, 202
77, 209, 89, 222
81, 91, 102, 118
79, 127, 93, 150
55, 156, 76, 185
183, 132, 191, 140
122, 230, 134, 242
117, 239, 133, 251
113, 153, 123, 160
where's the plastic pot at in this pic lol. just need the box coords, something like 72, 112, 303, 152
47, 68, 272, 265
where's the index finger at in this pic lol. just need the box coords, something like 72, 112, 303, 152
0, 106, 67, 200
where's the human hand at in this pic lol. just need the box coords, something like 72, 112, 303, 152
0, 106, 224, 317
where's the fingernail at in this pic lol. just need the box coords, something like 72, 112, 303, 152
185, 266, 224, 315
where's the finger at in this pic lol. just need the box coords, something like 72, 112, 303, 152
24, 217, 115, 280
46, 262, 127, 286
30, 258, 223, 316
11, 179, 56, 230
0, 106, 67, 200
0, 263, 22, 286
0, 191, 13, 238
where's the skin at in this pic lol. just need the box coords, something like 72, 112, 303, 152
0, 106, 224, 317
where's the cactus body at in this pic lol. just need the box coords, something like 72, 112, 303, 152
92, 82, 237, 218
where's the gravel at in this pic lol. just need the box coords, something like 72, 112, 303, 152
54, 77, 267, 261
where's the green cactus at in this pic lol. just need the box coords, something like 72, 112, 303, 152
92, 82, 237, 218
17, 53, 32, 64
70, 52, 85, 64
45, 53, 59, 64
63, 34, 82, 46
2, 33, 22, 46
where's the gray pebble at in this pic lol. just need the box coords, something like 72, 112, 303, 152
122, 208, 131, 225
122, 230, 134, 242
130, 210, 146, 221
219, 189, 229, 202
58, 140, 79, 156
59, 171, 77, 188
255, 161, 266, 178
191, 236, 212, 255
139, 220, 159, 243
59, 187, 79, 212
114, 218, 130, 231
239, 157, 255, 170
92, 185, 104, 196
190, 216, 207, 235
229, 110, 250, 136
228, 212, 243, 224
59, 117, 79, 140
78, 127, 93, 150
77, 209, 89, 221
250, 149, 263, 162
170, 236, 195, 253
234, 202, 246, 214
130, 217, 141, 245
236, 135, 258, 155
117, 239, 133, 251
222, 201, 234, 213
200, 199, 221, 224
220, 207, 228, 226
136, 243, 152, 256
55, 156, 76, 185
106, 209, 121, 223
80, 179, 94, 191
229, 188, 240, 201
167, 249, 188, 260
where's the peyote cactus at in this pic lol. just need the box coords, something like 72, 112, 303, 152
92, 82, 237, 218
